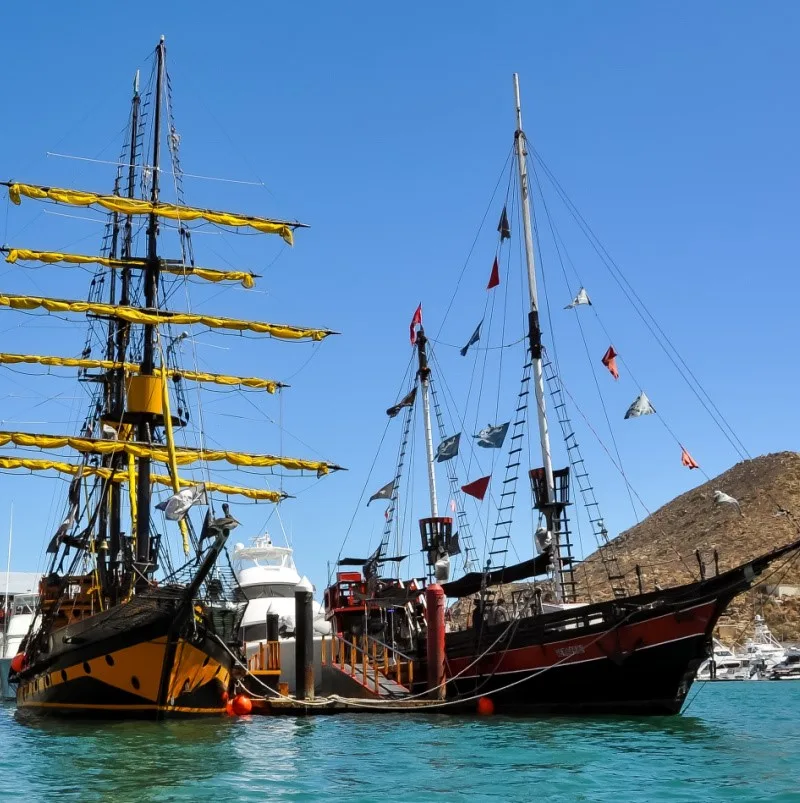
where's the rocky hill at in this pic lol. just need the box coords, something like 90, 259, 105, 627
575, 451, 800, 642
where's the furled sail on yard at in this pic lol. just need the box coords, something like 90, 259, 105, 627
3, 37, 341, 719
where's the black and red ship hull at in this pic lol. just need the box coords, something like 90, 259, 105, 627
429, 543, 800, 715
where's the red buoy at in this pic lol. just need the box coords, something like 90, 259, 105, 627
231, 694, 253, 715
476, 696, 495, 716
221, 690, 229, 702
225, 699, 235, 716
9, 653, 26, 674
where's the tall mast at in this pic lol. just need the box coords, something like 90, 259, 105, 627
416, 328, 439, 518
512, 73, 564, 601
106, 69, 141, 599
135, 37, 164, 588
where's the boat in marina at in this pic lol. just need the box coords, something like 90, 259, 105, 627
0, 591, 38, 700
696, 638, 753, 682
324, 74, 800, 716
234, 535, 330, 692
768, 650, 800, 680
741, 615, 787, 675
3, 37, 341, 718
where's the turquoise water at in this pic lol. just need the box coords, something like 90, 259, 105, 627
0, 683, 798, 802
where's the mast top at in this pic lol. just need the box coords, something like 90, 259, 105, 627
513, 73, 523, 133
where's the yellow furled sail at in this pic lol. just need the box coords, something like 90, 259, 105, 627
0, 430, 339, 475
0, 352, 283, 393
5, 248, 256, 289
0, 293, 334, 341
0, 456, 286, 502
7, 183, 302, 245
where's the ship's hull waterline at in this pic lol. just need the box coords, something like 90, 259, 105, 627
15, 601, 234, 719
444, 601, 718, 715
433, 558, 781, 716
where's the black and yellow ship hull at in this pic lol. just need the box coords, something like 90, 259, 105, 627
16, 595, 236, 719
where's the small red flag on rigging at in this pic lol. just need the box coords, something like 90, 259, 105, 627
487, 257, 500, 290
461, 475, 490, 501
409, 303, 422, 345
680, 446, 699, 470
601, 346, 619, 380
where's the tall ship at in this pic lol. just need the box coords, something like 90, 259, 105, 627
4, 37, 340, 717
324, 75, 800, 715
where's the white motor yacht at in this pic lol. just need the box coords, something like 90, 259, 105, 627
697, 638, 753, 681
0, 593, 39, 699
233, 535, 330, 693
742, 615, 787, 677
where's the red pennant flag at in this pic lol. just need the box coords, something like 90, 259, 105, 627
487, 257, 500, 290
601, 346, 619, 380
461, 475, 490, 501
409, 303, 422, 345
680, 446, 699, 470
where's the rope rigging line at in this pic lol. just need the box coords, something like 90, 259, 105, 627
531, 147, 751, 462
530, 162, 647, 515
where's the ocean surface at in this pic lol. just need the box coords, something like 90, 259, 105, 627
0, 683, 798, 802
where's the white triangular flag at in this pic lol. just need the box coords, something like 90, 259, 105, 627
624, 392, 656, 419
156, 483, 208, 521
713, 490, 742, 514
564, 287, 591, 309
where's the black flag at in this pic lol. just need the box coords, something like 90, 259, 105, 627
386, 387, 417, 418
498, 205, 511, 240
367, 480, 395, 506
460, 321, 482, 357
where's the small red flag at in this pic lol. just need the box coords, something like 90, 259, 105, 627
681, 446, 699, 470
487, 256, 500, 290
601, 346, 619, 380
461, 475, 490, 501
409, 303, 422, 345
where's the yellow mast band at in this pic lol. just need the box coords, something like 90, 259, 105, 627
5, 248, 256, 289
0, 456, 287, 502
7, 183, 302, 245
0, 293, 334, 341
0, 352, 283, 393
0, 430, 340, 475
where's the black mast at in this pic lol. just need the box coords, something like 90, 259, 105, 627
102, 71, 141, 601
134, 37, 164, 590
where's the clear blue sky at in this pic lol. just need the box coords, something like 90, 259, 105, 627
0, 2, 798, 590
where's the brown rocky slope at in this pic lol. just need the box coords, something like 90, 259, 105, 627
575, 451, 800, 642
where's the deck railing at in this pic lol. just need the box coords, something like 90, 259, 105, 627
247, 640, 281, 672
322, 632, 413, 694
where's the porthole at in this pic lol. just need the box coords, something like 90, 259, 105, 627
202, 655, 210, 667
83, 662, 91, 674
131, 676, 140, 690
105, 655, 115, 667
61, 670, 67, 682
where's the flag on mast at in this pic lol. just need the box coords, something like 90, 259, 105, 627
564, 288, 591, 309
601, 346, 619, 380
367, 480, 395, 506
435, 433, 461, 462
680, 446, 699, 470
461, 475, 490, 501
409, 303, 422, 345
497, 205, 511, 240
460, 320, 482, 356
386, 387, 417, 418
624, 392, 655, 419
487, 256, 500, 289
